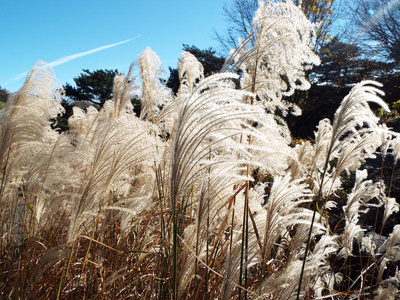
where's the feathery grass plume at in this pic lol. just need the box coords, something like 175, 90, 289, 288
259, 233, 339, 299
111, 63, 137, 118
0, 62, 64, 245
290, 140, 315, 180
221, 174, 318, 299
339, 170, 381, 259
169, 73, 262, 206
67, 65, 162, 241
177, 51, 204, 97
379, 225, 400, 262
24, 134, 78, 225
169, 72, 267, 297
328, 81, 388, 160
391, 136, 400, 163
177, 162, 252, 295
68, 106, 93, 145
67, 115, 160, 242
304, 234, 340, 298
373, 267, 400, 300
0, 62, 64, 199
295, 82, 389, 198
245, 112, 297, 176
226, 0, 319, 115
222, 5, 319, 293
372, 254, 400, 300
68, 66, 137, 146
156, 51, 206, 139
138, 47, 171, 122
218, 3, 320, 297
293, 81, 390, 299
67, 104, 103, 151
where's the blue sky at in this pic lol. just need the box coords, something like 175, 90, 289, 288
0, 0, 228, 92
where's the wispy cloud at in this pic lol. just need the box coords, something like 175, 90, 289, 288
3, 36, 141, 87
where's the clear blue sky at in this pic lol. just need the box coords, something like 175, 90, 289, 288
0, 0, 229, 92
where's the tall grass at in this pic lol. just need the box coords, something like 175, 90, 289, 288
1, 1, 400, 299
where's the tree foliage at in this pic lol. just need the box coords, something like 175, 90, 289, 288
64, 69, 119, 107
0, 86, 9, 104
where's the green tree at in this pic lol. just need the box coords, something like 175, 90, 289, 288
0, 86, 9, 104
64, 69, 119, 108
315, 37, 393, 85
315, 37, 363, 86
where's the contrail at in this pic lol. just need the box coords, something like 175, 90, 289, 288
2, 36, 140, 87
49, 37, 140, 67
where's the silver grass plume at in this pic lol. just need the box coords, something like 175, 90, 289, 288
67, 115, 161, 242
169, 73, 263, 207
177, 51, 204, 97
156, 51, 206, 138
328, 81, 387, 164
297, 81, 389, 197
169, 72, 267, 296
24, 134, 77, 225
221, 174, 316, 299
68, 105, 100, 146
379, 225, 400, 263
67, 69, 162, 242
0, 61, 63, 210
178, 165, 250, 295
373, 267, 400, 300
111, 63, 137, 118
138, 47, 171, 122
245, 113, 297, 176
68, 65, 137, 146
226, 0, 320, 116
340, 170, 381, 259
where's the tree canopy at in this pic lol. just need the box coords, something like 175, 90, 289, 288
0, 86, 9, 104
64, 69, 119, 108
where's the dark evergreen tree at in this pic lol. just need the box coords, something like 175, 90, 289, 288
64, 69, 119, 108
0, 86, 9, 104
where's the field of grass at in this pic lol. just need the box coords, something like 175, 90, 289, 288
1, 1, 400, 299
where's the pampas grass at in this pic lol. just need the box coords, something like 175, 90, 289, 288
1, 1, 400, 299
